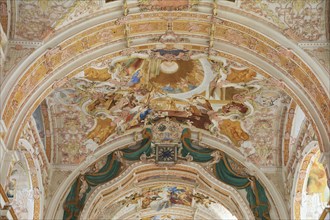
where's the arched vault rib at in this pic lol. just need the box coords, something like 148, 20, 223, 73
1, 11, 329, 156
4, 41, 329, 160
45, 128, 288, 219
80, 163, 254, 220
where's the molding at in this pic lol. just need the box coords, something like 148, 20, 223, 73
213, 42, 329, 154
8, 40, 43, 47
45, 128, 289, 219
0, 8, 124, 102
81, 163, 253, 220
219, 9, 330, 93
0, 134, 7, 166
0, 10, 328, 156
319, 151, 330, 164
0, 183, 9, 205
51, 164, 78, 172
298, 42, 330, 48
4, 39, 329, 157
259, 167, 282, 173
1, 5, 329, 110
290, 141, 318, 219
0, 138, 7, 154
0, 120, 7, 137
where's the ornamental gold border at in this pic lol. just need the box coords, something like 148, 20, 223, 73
2, 12, 329, 152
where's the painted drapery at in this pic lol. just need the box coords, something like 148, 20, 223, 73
181, 128, 213, 162
63, 153, 121, 220
63, 128, 153, 220
214, 157, 270, 220
181, 128, 270, 220
122, 128, 153, 160
63, 127, 270, 219
63, 175, 91, 220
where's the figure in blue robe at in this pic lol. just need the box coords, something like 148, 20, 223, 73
139, 108, 152, 120
128, 69, 141, 86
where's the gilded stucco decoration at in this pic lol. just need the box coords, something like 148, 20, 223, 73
46, 94, 95, 164
0, 1, 328, 220
95, 176, 239, 220
3, 13, 328, 155
63, 126, 267, 220
54, 0, 101, 30
2, 44, 35, 81
239, 0, 328, 41
305, 46, 330, 73
13, 0, 76, 41
44, 54, 290, 167
138, 0, 200, 11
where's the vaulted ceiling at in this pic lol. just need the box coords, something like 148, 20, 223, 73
0, 0, 329, 220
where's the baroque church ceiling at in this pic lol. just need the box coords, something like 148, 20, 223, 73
0, 0, 329, 220
45, 56, 290, 167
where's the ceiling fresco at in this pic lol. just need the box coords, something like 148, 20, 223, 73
9, 0, 328, 42
45, 54, 290, 166
137, 0, 199, 11
305, 47, 330, 73
2, 0, 328, 89
12, 0, 76, 41
0, 1, 328, 220
96, 184, 237, 220
2, 43, 35, 80
2, 3, 329, 146
120, 185, 193, 211
238, 0, 328, 41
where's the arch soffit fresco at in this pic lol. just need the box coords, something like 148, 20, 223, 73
0, 2, 328, 220
0, 10, 329, 155
44, 128, 288, 220
5, 45, 327, 167
80, 163, 254, 220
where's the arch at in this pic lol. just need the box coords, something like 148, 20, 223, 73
80, 163, 254, 220
0, 10, 328, 158
1, 151, 30, 220
45, 128, 288, 219
291, 141, 320, 219
11, 138, 44, 220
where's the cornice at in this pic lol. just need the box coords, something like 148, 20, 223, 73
82, 163, 250, 219
45, 128, 288, 219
